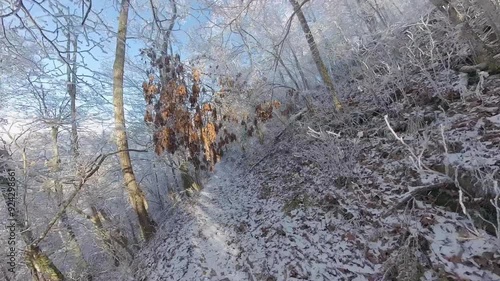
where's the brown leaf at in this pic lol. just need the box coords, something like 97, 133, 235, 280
445, 255, 462, 263
344, 232, 356, 241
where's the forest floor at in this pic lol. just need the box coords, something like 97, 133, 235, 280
136, 74, 500, 281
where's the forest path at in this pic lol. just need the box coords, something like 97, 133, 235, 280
137, 156, 372, 281
173, 161, 261, 280
137, 151, 500, 281
137, 160, 264, 280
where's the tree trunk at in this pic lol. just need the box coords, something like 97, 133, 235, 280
358, 0, 389, 29
180, 162, 201, 197
165, 154, 180, 191
90, 207, 134, 261
71, 206, 134, 266
55, 187, 91, 279
355, 0, 378, 33
1, 147, 64, 281
49, 126, 60, 172
278, 56, 301, 90
112, 0, 156, 241
25, 245, 65, 281
50, 126, 91, 280
273, 47, 300, 90
67, 32, 79, 160
288, 0, 342, 111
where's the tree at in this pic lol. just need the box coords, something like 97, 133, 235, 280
33, 87, 92, 280
349, 0, 389, 34
1, 0, 165, 277
1, 140, 64, 281
112, 0, 156, 241
288, 0, 342, 111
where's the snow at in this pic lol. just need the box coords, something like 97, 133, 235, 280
136, 159, 385, 280
487, 114, 500, 126
137, 153, 500, 280
134, 75, 500, 281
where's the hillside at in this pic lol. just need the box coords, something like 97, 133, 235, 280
133, 70, 500, 280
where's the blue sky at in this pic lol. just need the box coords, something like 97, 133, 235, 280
1, 0, 213, 122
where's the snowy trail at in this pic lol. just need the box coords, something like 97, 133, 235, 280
138, 161, 263, 280
137, 159, 378, 281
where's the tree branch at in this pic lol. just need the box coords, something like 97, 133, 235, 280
31, 149, 147, 247
81, 0, 92, 25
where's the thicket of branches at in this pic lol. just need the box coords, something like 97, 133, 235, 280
0, 0, 499, 280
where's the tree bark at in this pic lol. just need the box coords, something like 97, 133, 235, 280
180, 162, 201, 197
67, 33, 79, 160
71, 206, 134, 266
165, 154, 180, 191
54, 184, 90, 279
288, 0, 342, 111
277, 52, 301, 90
25, 245, 65, 281
358, 0, 388, 29
49, 126, 61, 172
355, 0, 378, 33
112, 0, 156, 241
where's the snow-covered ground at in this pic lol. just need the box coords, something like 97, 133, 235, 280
136, 157, 382, 281
135, 76, 500, 281
135, 160, 258, 280
135, 156, 500, 280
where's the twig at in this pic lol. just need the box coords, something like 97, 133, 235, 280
273, 107, 308, 142
307, 127, 341, 139
0, 1, 21, 18
492, 180, 500, 239
439, 124, 449, 176
81, 0, 92, 25
248, 108, 308, 173
248, 152, 274, 173
439, 123, 482, 237
384, 115, 434, 171
274, 0, 311, 70
31, 149, 147, 247
385, 115, 421, 169
454, 171, 482, 237
458, 63, 488, 73
382, 181, 454, 217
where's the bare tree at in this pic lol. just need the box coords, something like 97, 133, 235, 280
288, 0, 342, 111
1, 140, 64, 281
112, 0, 156, 241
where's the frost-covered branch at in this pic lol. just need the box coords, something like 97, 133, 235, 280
32, 149, 147, 247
